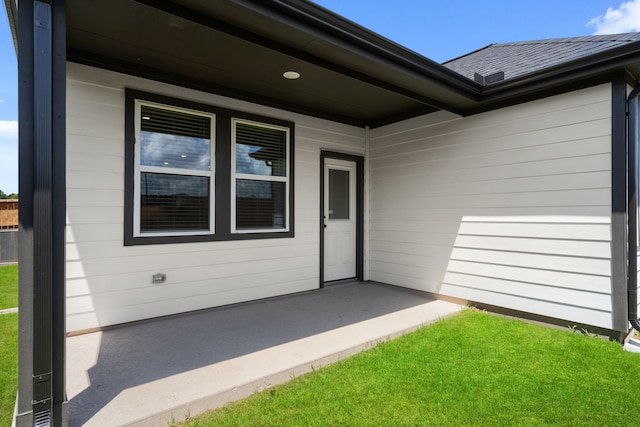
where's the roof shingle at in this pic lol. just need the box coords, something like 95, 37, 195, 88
443, 33, 640, 82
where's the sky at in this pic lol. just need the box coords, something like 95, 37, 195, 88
1, 1, 640, 194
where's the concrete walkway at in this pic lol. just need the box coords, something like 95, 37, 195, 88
66, 282, 462, 426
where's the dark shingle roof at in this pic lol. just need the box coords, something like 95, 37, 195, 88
443, 33, 640, 82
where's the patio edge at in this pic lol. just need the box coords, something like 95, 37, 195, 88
123, 300, 462, 427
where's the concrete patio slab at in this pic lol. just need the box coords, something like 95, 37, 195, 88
66, 281, 462, 426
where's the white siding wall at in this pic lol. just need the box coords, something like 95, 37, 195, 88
369, 84, 614, 329
66, 63, 365, 332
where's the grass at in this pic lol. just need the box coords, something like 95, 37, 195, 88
0, 264, 18, 310
183, 310, 640, 427
0, 264, 18, 425
0, 313, 18, 426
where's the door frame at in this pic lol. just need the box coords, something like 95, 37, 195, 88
320, 151, 364, 287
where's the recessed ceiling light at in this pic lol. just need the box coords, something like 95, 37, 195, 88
142, 116, 151, 120
163, 162, 169, 165
181, 155, 187, 158
283, 71, 301, 80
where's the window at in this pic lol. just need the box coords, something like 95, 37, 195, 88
125, 90, 294, 245
232, 119, 290, 232
328, 169, 349, 220
134, 101, 215, 237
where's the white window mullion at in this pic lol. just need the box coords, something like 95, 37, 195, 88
234, 173, 288, 182
140, 165, 213, 177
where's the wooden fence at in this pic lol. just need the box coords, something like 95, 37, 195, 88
0, 200, 18, 230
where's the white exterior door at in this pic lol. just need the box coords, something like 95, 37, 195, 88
323, 158, 357, 282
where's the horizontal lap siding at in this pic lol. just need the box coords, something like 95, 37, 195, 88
65, 63, 364, 332
369, 84, 613, 329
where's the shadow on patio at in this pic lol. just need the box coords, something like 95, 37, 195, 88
66, 281, 461, 426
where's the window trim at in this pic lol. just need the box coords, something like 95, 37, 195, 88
124, 89, 295, 246
231, 118, 291, 233
133, 99, 216, 237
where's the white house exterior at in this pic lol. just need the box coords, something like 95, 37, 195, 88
6, 0, 640, 424
369, 84, 616, 329
65, 65, 623, 333
65, 63, 367, 332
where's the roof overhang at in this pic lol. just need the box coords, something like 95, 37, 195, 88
63, 0, 484, 127
5, 0, 640, 127
3, 0, 17, 52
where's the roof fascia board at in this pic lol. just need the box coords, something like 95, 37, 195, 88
464, 73, 620, 116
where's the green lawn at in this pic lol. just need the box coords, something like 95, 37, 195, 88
183, 310, 640, 427
0, 313, 18, 426
0, 264, 18, 426
0, 264, 18, 310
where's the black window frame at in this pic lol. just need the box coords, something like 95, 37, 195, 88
124, 89, 295, 245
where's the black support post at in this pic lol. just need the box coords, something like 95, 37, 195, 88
611, 78, 630, 333
15, 1, 67, 426
628, 85, 640, 332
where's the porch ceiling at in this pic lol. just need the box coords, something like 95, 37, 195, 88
57, 0, 640, 127
65, 0, 481, 127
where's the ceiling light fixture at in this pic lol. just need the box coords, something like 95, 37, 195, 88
283, 71, 301, 80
